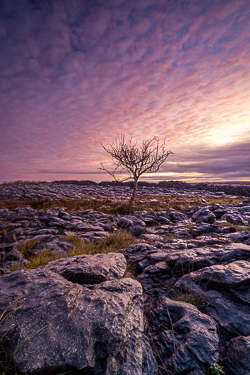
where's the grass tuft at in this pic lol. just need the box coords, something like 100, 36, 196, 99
13, 231, 135, 270
172, 292, 208, 312
15, 240, 38, 259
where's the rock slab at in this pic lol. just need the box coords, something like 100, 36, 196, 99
0, 268, 157, 375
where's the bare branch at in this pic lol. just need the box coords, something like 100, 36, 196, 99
99, 134, 173, 203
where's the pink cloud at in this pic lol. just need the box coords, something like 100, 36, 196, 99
0, 0, 249, 182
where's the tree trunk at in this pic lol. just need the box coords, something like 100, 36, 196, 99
130, 177, 138, 204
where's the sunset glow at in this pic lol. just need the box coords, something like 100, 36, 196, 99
0, 0, 250, 182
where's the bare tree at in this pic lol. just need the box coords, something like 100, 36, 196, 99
99, 134, 173, 204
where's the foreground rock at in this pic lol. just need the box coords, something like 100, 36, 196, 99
0, 267, 157, 375
41, 252, 127, 284
122, 242, 250, 293
1, 181, 250, 374
223, 336, 250, 375
171, 260, 250, 339
149, 298, 219, 374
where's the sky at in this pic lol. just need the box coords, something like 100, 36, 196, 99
0, 0, 250, 183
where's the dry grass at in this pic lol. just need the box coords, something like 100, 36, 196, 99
0, 195, 245, 214
218, 222, 250, 231
171, 292, 208, 312
234, 224, 250, 231
217, 221, 233, 227
163, 235, 177, 241
15, 239, 38, 259
13, 231, 135, 270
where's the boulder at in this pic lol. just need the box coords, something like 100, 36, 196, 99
172, 260, 250, 340
230, 230, 250, 242
168, 208, 188, 223
154, 214, 171, 225
149, 297, 219, 374
130, 225, 145, 236
191, 208, 216, 224
41, 252, 127, 284
122, 243, 159, 274
31, 239, 74, 255
222, 212, 248, 226
191, 223, 219, 237
223, 336, 250, 375
4, 248, 23, 262
0, 268, 157, 375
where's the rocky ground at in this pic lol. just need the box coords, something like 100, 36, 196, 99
1, 179, 250, 201
0, 180, 250, 375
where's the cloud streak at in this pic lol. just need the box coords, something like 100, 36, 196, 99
0, 0, 249, 182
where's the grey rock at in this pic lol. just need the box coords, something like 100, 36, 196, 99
74, 224, 104, 232
168, 243, 250, 274
230, 230, 250, 242
124, 242, 250, 278
135, 243, 250, 296
41, 252, 127, 284
141, 233, 164, 242
172, 260, 250, 339
130, 225, 145, 237
172, 226, 192, 239
49, 217, 69, 228
31, 239, 74, 255
192, 223, 219, 237
222, 212, 248, 226
0, 269, 157, 375
117, 217, 133, 229
28, 228, 59, 235
191, 207, 216, 224
218, 224, 237, 234
4, 231, 17, 243
168, 208, 188, 223
154, 214, 171, 225
0, 208, 9, 216
149, 297, 218, 374
4, 249, 23, 261
213, 208, 228, 219
122, 243, 159, 273
223, 336, 250, 375
130, 216, 146, 227
239, 206, 250, 214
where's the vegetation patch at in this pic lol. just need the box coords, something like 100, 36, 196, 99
0, 195, 245, 214
13, 231, 135, 271
15, 239, 38, 259
172, 293, 208, 312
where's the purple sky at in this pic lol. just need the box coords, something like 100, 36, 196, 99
0, 0, 250, 183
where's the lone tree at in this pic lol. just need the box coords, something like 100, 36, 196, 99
99, 134, 173, 204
